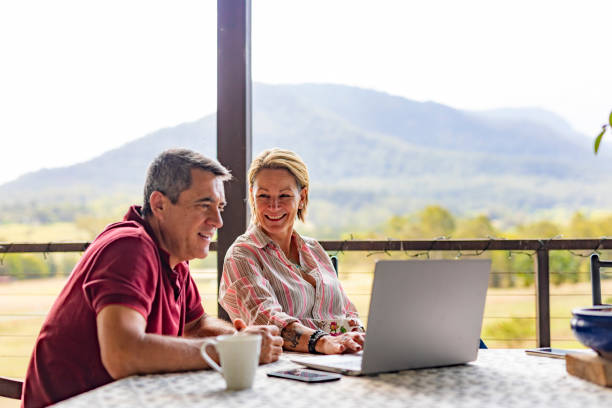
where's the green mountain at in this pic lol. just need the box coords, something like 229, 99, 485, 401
1, 83, 610, 230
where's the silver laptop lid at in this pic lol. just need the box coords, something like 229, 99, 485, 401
361, 259, 490, 374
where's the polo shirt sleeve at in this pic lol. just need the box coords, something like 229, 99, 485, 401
82, 235, 159, 319
219, 245, 298, 330
185, 273, 205, 323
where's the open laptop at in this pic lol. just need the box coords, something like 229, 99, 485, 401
291, 259, 490, 375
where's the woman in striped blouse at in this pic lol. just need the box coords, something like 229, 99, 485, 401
219, 148, 365, 354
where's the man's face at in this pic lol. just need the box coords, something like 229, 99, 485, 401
157, 169, 225, 267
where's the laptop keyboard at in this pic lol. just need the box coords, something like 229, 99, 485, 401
330, 359, 362, 370
314, 354, 362, 370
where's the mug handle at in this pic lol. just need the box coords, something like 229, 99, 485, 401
200, 338, 222, 373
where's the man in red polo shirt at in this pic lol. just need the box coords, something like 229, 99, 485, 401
21, 149, 283, 408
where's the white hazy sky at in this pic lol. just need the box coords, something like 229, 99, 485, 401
1, 0, 611, 185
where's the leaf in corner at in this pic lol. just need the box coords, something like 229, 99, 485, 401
594, 125, 606, 154
609, 111, 612, 127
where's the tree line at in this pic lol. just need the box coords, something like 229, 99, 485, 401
335, 205, 612, 288
1, 204, 612, 285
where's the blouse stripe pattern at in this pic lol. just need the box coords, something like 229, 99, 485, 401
219, 225, 363, 333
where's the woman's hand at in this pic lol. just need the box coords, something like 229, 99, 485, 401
316, 332, 365, 354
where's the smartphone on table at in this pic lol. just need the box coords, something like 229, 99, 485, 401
267, 368, 341, 383
524, 347, 572, 359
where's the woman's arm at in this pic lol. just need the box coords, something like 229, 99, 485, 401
281, 321, 364, 354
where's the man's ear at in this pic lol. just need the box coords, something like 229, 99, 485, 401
149, 191, 166, 218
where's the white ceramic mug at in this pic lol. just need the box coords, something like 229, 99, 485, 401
200, 333, 261, 390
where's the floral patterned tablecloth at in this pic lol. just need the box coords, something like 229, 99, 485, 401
54, 350, 612, 408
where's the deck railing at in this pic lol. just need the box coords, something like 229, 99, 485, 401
1, 238, 611, 349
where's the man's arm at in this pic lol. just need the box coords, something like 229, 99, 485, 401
184, 314, 284, 364
97, 305, 212, 380
97, 305, 284, 380
183, 313, 235, 338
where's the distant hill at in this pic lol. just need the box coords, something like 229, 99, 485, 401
1, 83, 611, 230
469, 107, 580, 138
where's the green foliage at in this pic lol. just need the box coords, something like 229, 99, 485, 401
75, 215, 121, 240
514, 220, 560, 239
0, 254, 50, 279
593, 110, 612, 154
376, 206, 608, 288
594, 126, 606, 154
489, 251, 533, 288
567, 212, 597, 237
550, 251, 583, 285
1, 203, 610, 288
0, 222, 92, 242
0, 252, 79, 280
482, 318, 536, 346
384, 205, 455, 238
454, 215, 498, 238
55, 253, 80, 276
0, 192, 138, 224
190, 254, 218, 270
419, 206, 456, 237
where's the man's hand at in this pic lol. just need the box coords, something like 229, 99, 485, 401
234, 319, 283, 364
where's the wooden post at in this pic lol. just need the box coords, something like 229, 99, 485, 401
216, 0, 252, 320
535, 249, 551, 347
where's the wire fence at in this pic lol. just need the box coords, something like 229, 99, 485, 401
1, 239, 611, 377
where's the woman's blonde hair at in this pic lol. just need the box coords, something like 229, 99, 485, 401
248, 148, 309, 222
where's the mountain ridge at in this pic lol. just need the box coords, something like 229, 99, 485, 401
1, 83, 610, 228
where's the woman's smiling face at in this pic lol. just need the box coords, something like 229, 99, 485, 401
251, 168, 306, 242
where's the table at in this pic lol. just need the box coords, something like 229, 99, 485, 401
54, 350, 612, 407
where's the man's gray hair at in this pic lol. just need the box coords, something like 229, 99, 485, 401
142, 148, 231, 216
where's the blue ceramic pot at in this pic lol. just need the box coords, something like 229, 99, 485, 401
571, 305, 612, 361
